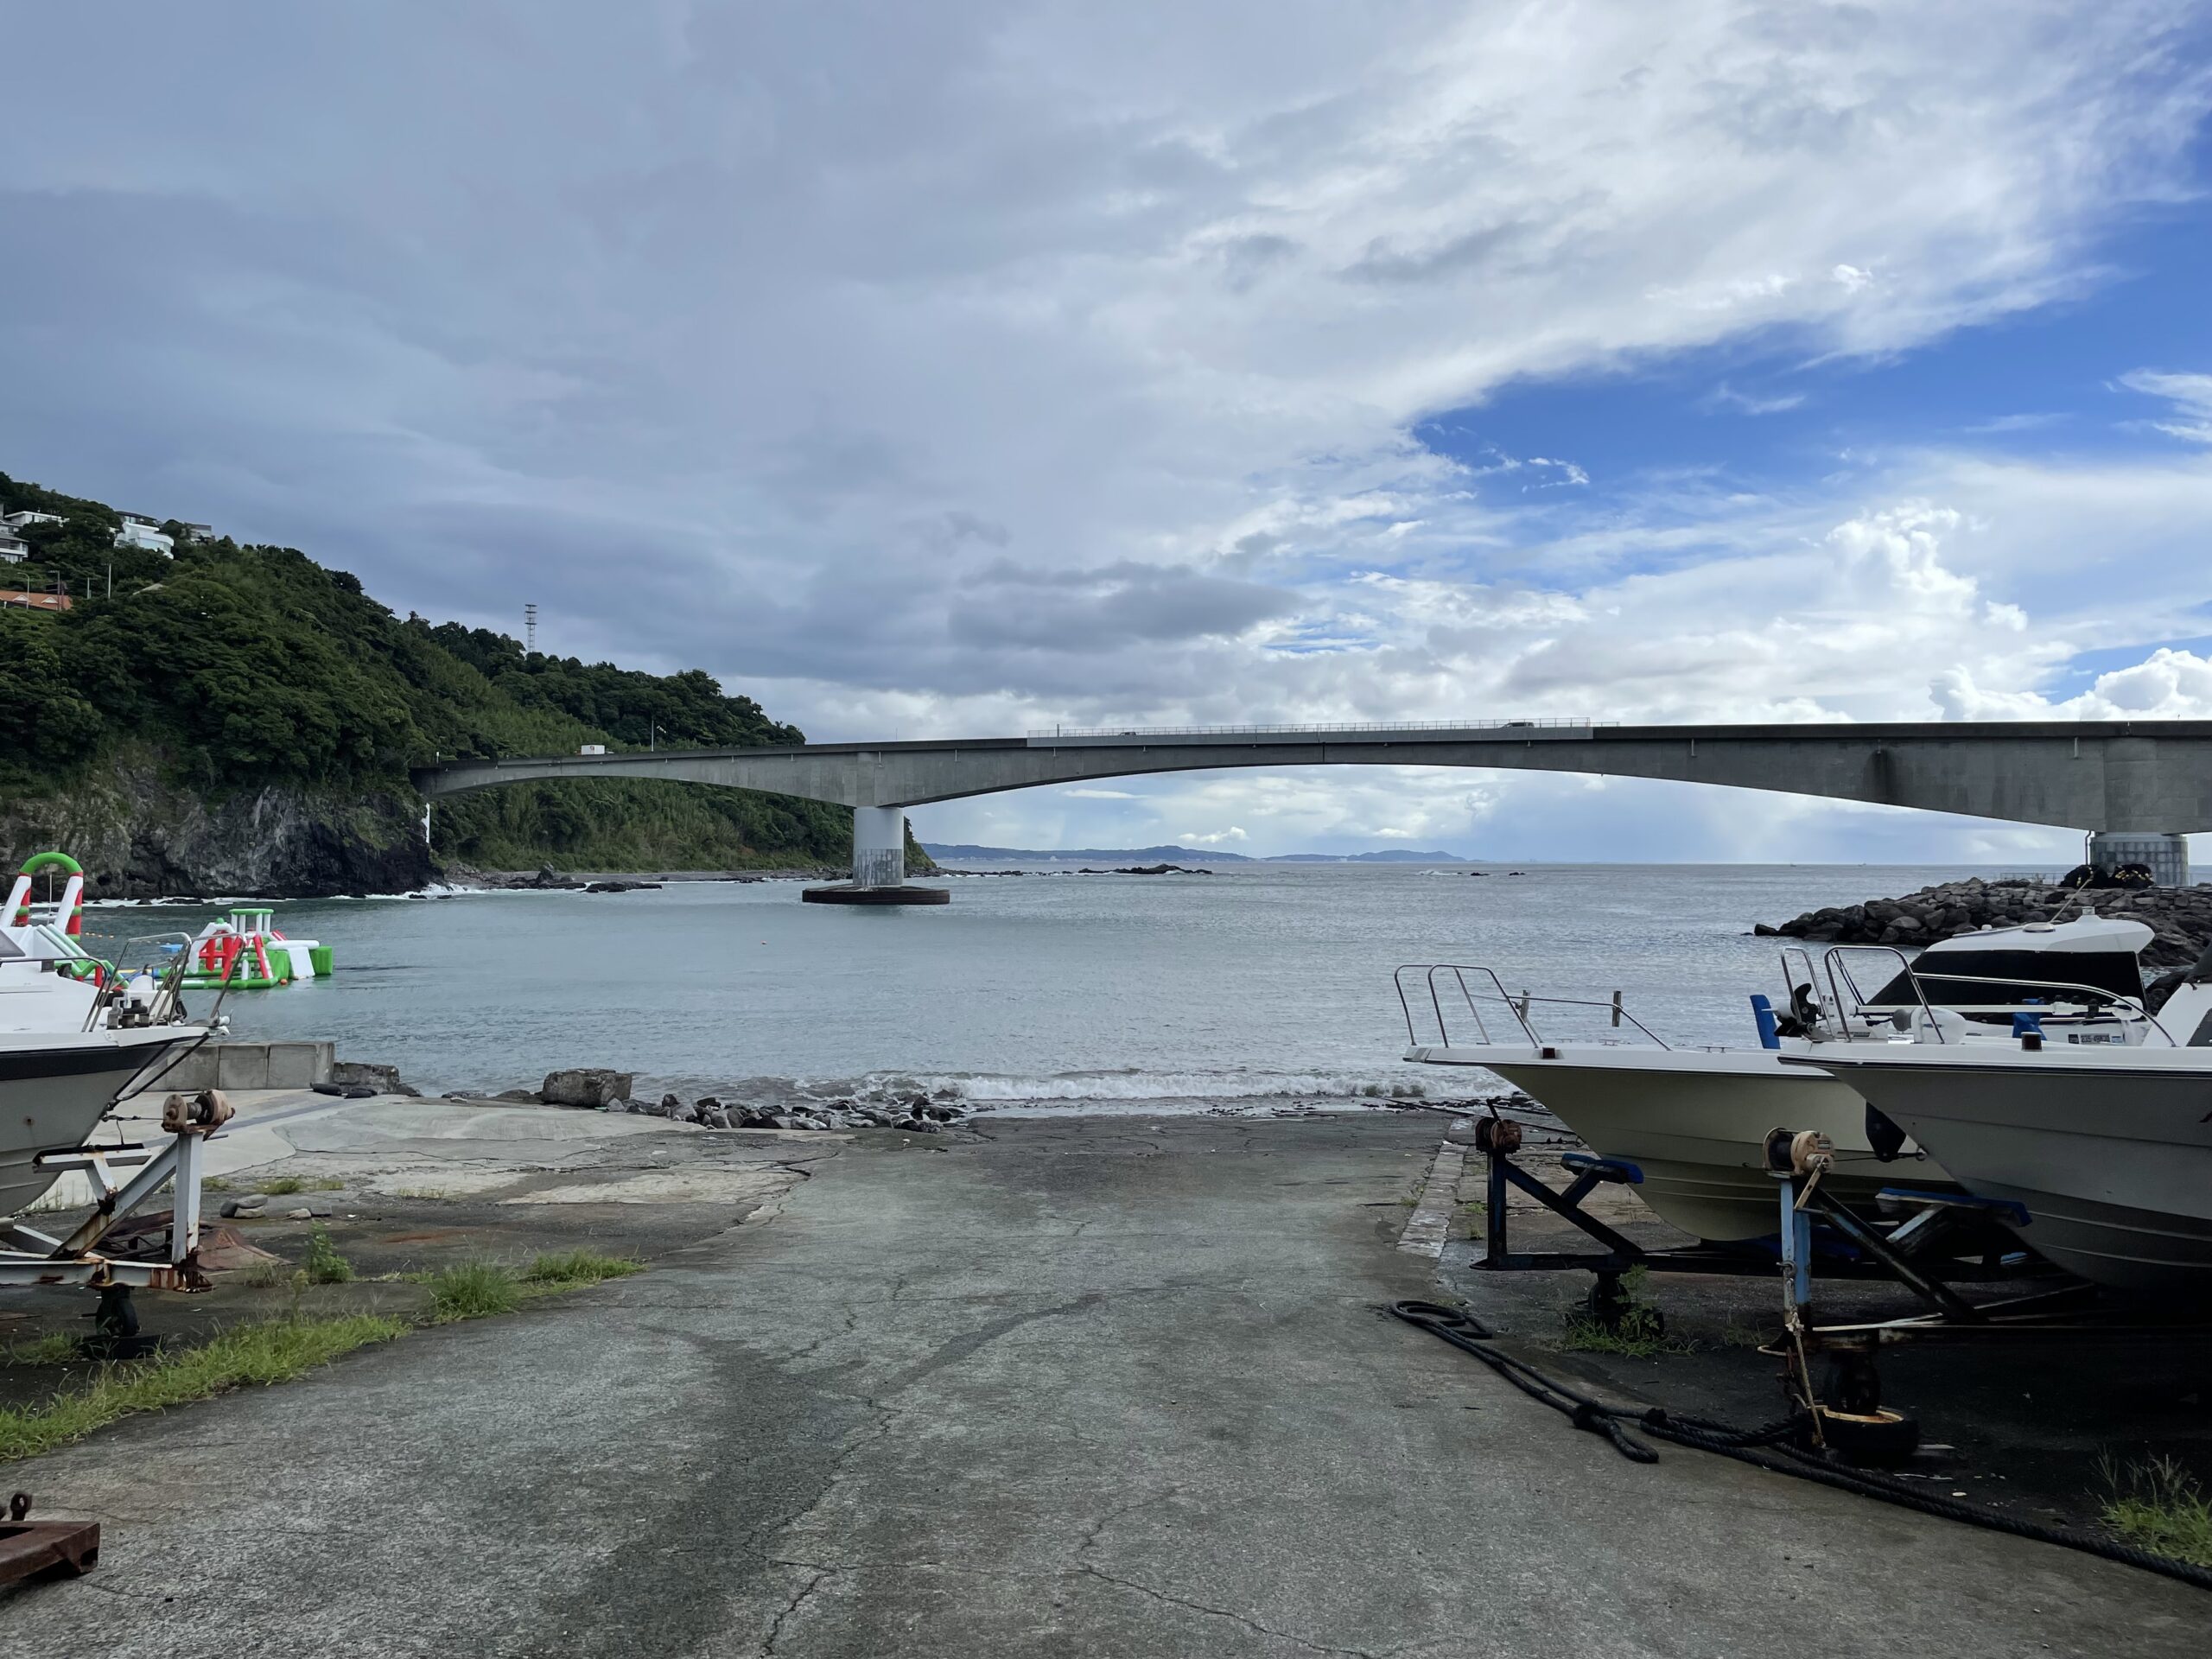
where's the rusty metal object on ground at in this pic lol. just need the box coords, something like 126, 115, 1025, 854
0, 1495, 101, 1585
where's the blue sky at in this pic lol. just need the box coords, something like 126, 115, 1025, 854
3, 3, 2212, 861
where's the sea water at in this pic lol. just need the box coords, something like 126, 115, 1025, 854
81, 863, 2009, 1109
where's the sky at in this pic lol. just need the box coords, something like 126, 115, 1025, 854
4, 2, 2212, 861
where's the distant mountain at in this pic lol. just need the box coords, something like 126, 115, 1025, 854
924, 842, 1472, 864
923, 842, 1256, 863
1270, 850, 1467, 863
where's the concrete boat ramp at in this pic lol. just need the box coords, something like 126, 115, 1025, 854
2, 1109, 2202, 1656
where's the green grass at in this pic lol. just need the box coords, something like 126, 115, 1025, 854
0, 1314, 406, 1463
303, 1225, 353, 1285
3, 1333, 81, 1367
201, 1176, 232, 1192
426, 1262, 521, 1322
1559, 1268, 1694, 1357
2102, 1455, 2212, 1567
1, 1245, 650, 1463
521, 1249, 643, 1287
239, 1256, 299, 1290
258, 1176, 305, 1196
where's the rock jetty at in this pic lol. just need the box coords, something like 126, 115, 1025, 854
454, 1071, 968, 1134
1758, 877, 2212, 969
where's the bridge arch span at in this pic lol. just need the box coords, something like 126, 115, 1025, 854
411, 720, 2212, 893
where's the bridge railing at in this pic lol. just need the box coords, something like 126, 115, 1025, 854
1028, 717, 1613, 741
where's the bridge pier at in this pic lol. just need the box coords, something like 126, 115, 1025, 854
801, 806, 950, 906
2088, 830, 2191, 887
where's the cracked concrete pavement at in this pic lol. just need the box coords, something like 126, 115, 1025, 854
3, 1113, 2204, 1656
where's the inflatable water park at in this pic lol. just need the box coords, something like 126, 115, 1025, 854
178, 904, 334, 990
6, 852, 334, 991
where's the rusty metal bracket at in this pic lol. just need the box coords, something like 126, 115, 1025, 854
0, 1495, 100, 1585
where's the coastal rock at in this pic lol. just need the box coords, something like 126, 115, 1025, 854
330, 1061, 418, 1096
495, 1088, 543, 1103
1762, 877, 2212, 970
584, 880, 664, 893
220, 1197, 267, 1218
539, 1068, 633, 1109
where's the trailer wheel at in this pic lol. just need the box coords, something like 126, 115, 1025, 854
92, 1285, 139, 1339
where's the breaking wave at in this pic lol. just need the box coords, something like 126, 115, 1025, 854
632, 1065, 1509, 1115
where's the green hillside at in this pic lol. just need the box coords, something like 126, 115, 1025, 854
0, 467, 860, 874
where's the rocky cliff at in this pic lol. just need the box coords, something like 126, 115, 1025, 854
0, 761, 431, 898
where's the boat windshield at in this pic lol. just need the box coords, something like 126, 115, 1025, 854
1866, 948, 2144, 1011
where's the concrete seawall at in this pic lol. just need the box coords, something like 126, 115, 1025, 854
156, 1039, 334, 1091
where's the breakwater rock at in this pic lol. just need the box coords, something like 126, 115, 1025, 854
1758, 878, 2212, 970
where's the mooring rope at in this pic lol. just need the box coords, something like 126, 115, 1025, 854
1389, 1299, 2212, 1593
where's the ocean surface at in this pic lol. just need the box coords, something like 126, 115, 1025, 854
81, 863, 2029, 1111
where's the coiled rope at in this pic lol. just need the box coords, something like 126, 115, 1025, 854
1390, 1299, 2212, 1593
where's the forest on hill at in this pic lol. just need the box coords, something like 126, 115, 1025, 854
0, 467, 868, 887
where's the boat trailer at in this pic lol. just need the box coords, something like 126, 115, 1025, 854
1459, 1111, 2031, 1332
0, 1090, 234, 1344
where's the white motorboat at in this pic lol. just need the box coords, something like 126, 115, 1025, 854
0, 855, 207, 1217
1786, 954, 2212, 1294
1398, 912, 2164, 1243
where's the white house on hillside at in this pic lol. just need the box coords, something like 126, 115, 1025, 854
0, 531, 27, 564
1, 508, 66, 531
115, 512, 174, 556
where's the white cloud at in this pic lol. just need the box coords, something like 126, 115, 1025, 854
1705, 383, 1808, 416
1, 4, 2208, 858
2119, 369, 2212, 444
1061, 787, 1141, 799
1935, 648, 2212, 721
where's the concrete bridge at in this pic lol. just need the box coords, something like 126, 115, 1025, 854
411, 718, 2212, 895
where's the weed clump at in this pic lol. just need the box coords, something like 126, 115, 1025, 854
303, 1226, 353, 1285
521, 1250, 643, 1287
3, 1333, 82, 1367
1559, 1268, 1691, 1357
427, 1262, 519, 1322
2103, 1455, 2212, 1567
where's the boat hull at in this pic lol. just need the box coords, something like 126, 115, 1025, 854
0, 1028, 199, 1217
1418, 1046, 1955, 1242
1808, 1053, 2212, 1294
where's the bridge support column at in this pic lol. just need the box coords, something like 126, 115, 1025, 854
853, 805, 905, 888
801, 807, 950, 906
2088, 831, 2190, 888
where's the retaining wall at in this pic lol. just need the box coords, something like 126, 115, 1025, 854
156, 1039, 334, 1091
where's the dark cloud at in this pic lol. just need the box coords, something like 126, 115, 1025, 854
951, 562, 1298, 652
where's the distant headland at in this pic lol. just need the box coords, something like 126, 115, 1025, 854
921, 842, 1469, 864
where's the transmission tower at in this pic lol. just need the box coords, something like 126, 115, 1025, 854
524, 603, 538, 652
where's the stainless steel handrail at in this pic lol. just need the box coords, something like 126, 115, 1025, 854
1393, 963, 1672, 1051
